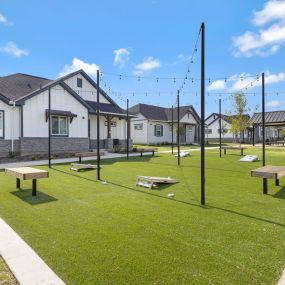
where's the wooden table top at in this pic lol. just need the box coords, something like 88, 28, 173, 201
222, 146, 247, 150
5, 167, 49, 180
251, 165, 285, 179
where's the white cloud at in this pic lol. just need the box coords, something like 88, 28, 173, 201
253, 0, 285, 26
207, 71, 285, 92
0, 13, 11, 26
133, 56, 161, 75
233, 0, 285, 57
266, 100, 285, 107
59, 57, 100, 77
207, 80, 226, 91
0, 42, 29, 57
113, 48, 130, 67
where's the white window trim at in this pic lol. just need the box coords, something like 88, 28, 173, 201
51, 115, 69, 136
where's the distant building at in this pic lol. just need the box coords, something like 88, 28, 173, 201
249, 111, 285, 143
205, 113, 250, 142
129, 103, 201, 145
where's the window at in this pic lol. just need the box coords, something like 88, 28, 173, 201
0, 111, 4, 138
154, 124, 163, 137
77, 78, 83, 88
205, 129, 212, 134
218, 128, 228, 134
134, 123, 143, 130
51, 116, 68, 136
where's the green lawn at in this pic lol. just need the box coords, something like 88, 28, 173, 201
0, 256, 17, 284
0, 148, 285, 284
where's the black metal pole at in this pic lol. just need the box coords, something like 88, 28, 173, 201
252, 125, 255, 146
96, 70, 101, 180
219, 98, 222, 158
48, 87, 51, 168
262, 72, 267, 194
171, 105, 174, 155
201, 22, 205, 205
126, 99, 129, 160
177, 91, 180, 166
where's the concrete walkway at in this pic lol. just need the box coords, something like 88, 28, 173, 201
0, 147, 219, 169
0, 218, 65, 285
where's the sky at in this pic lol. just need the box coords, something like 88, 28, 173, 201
1, 0, 285, 115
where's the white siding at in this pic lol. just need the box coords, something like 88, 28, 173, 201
147, 121, 174, 144
130, 114, 148, 144
89, 115, 127, 140
64, 74, 110, 103
0, 101, 20, 140
23, 85, 88, 138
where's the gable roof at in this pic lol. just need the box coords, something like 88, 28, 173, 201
0, 73, 51, 102
249, 111, 285, 125
0, 70, 127, 115
206, 114, 250, 127
129, 103, 200, 123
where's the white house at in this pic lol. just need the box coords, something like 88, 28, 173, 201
129, 103, 201, 145
205, 113, 250, 142
0, 69, 131, 157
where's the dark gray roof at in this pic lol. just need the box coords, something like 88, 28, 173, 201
86, 101, 134, 117
0, 73, 51, 101
207, 114, 250, 126
129, 103, 200, 123
249, 111, 285, 125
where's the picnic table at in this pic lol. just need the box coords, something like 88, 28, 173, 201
251, 165, 285, 194
74, 151, 105, 163
5, 167, 49, 196
221, 146, 247, 156
136, 148, 158, 157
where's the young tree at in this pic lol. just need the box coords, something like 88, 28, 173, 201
229, 92, 250, 145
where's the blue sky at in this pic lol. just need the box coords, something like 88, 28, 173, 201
1, 0, 285, 115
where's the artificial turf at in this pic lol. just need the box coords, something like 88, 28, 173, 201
0, 256, 17, 284
0, 148, 285, 284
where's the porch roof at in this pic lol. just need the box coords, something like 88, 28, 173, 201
249, 111, 285, 126
86, 101, 136, 118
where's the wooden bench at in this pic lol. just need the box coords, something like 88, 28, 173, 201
136, 176, 178, 189
221, 146, 247, 156
276, 141, 285, 146
251, 165, 285, 187
5, 167, 49, 196
136, 148, 157, 157
74, 151, 105, 163
70, 163, 98, 172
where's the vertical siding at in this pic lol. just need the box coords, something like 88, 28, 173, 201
64, 75, 110, 103
23, 85, 88, 138
0, 101, 20, 140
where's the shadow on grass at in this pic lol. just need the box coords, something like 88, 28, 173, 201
51, 166, 285, 228
273, 187, 285, 199
11, 189, 58, 205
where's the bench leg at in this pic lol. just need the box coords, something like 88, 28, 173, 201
224, 149, 226, 155
263, 178, 268, 194
16, 178, 20, 189
276, 179, 280, 186
32, 179, 37, 196
79, 156, 82, 164
140, 152, 143, 157
152, 151, 154, 156
241, 149, 244, 156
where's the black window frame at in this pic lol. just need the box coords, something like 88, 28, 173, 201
77, 78, 83, 88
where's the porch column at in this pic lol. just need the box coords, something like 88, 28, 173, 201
105, 115, 112, 139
